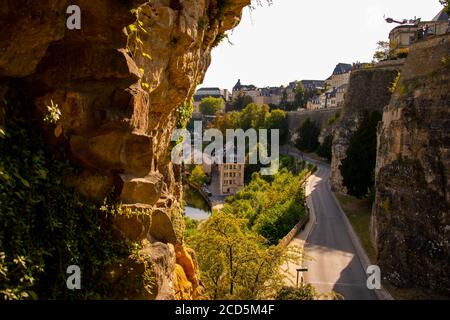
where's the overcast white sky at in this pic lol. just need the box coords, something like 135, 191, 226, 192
201, 0, 444, 90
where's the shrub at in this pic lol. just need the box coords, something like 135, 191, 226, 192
295, 118, 320, 152
340, 111, 382, 198
276, 285, 317, 300
317, 135, 333, 161
199, 97, 225, 115
189, 165, 207, 187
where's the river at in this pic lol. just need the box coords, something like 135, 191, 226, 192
183, 185, 211, 221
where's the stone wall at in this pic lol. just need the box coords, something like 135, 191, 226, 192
372, 34, 450, 295
287, 108, 341, 142
0, 0, 250, 299
330, 68, 399, 193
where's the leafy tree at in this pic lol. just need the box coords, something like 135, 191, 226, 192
184, 217, 200, 241
189, 165, 207, 186
373, 41, 390, 63
253, 197, 305, 245
340, 111, 382, 198
190, 211, 302, 300
199, 97, 225, 115
224, 169, 310, 245
266, 109, 287, 143
317, 135, 333, 161
294, 84, 306, 108
295, 118, 320, 152
240, 103, 269, 130
213, 111, 239, 134
232, 95, 254, 111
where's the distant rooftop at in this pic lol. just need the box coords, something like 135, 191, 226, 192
233, 79, 257, 91
197, 87, 221, 92
332, 63, 352, 75
432, 9, 450, 21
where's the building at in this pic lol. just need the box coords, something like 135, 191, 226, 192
219, 162, 245, 196
232, 79, 259, 101
193, 87, 230, 112
317, 63, 352, 109
319, 93, 328, 109
232, 80, 300, 107
300, 80, 325, 91
306, 95, 321, 110
389, 9, 450, 55
327, 63, 352, 89
260, 86, 285, 105
335, 83, 348, 108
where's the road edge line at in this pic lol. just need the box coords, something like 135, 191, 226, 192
327, 179, 394, 300
298, 168, 319, 286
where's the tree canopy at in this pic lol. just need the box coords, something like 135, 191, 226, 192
223, 168, 310, 245
317, 135, 333, 162
295, 118, 320, 152
213, 104, 288, 143
188, 211, 302, 300
340, 111, 381, 198
199, 97, 225, 115
232, 95, 254, 111
189, 165, 207, 186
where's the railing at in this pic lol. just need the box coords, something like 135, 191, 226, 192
413, 23, 450, 42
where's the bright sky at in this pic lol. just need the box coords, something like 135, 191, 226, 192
201, 0, 443, 90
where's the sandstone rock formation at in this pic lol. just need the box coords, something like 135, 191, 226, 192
0, 0, 250, 299
330, 68, 399, 193
373, 34, 450, 295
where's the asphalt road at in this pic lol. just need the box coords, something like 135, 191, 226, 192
284, 149, 378, 300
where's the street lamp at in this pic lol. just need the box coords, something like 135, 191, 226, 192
296, 268, 308, 288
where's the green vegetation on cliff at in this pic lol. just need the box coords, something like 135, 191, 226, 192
317, 135, 333, 162
340, 110, 381, 198
0, 101, 141, 300
295, 117, 320, 152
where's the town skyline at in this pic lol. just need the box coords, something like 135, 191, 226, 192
201, 0, 443, 91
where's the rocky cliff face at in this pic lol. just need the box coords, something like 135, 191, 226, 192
0, 0, 249, 299
330, 68, 398, 193
373, 34, 450, 295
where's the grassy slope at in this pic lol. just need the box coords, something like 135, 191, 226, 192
335, 194, 376, 264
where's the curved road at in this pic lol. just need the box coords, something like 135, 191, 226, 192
283, 148, 377, 300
